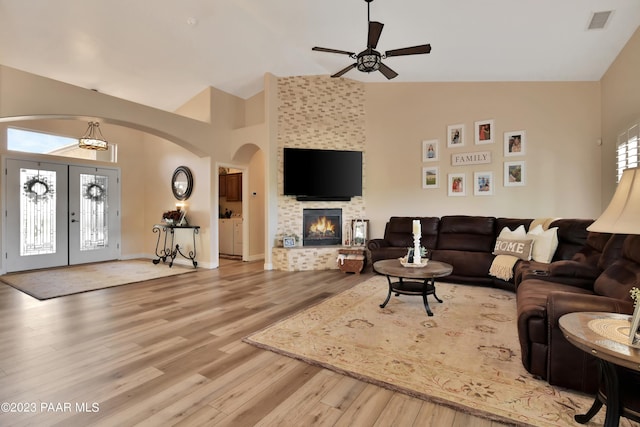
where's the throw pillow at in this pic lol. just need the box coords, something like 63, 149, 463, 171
499, 225, 527, 239
526, 225, 559, 263
493, 238, 534, 260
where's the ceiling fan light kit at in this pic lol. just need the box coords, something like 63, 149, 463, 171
312, 0, 431, 80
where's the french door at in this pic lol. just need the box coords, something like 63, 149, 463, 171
4, 159, 120, 272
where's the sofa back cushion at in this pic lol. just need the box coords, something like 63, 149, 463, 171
437, 216, 495, 252
384, 217, 439, 250
572, 232, 611, 265
597, 234, 627, 271
495, 218, 533, 235
594, 235, 640, 302
548, 218, 593, 261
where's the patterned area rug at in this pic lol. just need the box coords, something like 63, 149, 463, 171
245, 276, 611, 427
0, 259, 196, 300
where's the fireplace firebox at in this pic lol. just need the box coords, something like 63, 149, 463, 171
303, 208, 342, 246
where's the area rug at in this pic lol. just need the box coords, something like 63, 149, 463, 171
244, 276, 609, 427
0, 259, 196, 300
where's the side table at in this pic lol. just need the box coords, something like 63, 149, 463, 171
559, 312, 640, 427
152, 224, 200, 268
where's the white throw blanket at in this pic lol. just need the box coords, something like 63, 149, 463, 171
489, 254, 519, 281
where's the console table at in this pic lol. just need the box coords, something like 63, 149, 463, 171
152, 224, 200, 268
559, 312, 640, 427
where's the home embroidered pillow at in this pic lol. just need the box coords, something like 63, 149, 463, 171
493, 238, 534, 260
526, 225, 559, 263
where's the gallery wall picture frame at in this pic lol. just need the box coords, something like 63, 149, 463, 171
504, 161, 526, 186
422, 139, 439, 162
422, 166, 439, 189
473, 171, 494, 196
448, 172, 466, 196
475, 119, 495, 145
447, 124, 465, 148
504, 130, 526, 157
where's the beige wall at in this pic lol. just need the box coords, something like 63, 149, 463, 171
601, 27, 640, 209
142, 134, 212, 266
364, 81, 602, 237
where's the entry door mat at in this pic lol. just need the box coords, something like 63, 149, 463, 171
0, 259, 196, 300
244, 276, 623, 427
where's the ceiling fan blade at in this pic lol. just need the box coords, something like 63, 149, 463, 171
385, 44, 431, 57
331, 63, 357, 78
368, 21, 384, 48
312, 47, 355, 56
378, 62, 398, 80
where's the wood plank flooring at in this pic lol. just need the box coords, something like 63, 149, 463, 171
0, 260, 510, 426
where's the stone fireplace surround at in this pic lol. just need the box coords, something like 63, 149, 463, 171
273, 75, 366, 271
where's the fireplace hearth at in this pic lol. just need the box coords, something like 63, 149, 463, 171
303, 208, 342, 246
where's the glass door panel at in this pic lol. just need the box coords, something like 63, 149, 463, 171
68, 166, 120, 265
5, 159, 69, 272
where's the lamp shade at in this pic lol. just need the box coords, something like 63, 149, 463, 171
587, 167, 640, 234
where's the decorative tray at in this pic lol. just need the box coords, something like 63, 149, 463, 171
399, 257, 429, 268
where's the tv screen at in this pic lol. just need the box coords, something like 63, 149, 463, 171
283, 148, 362, 201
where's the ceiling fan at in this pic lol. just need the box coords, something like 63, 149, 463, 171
312, 0, 431, 80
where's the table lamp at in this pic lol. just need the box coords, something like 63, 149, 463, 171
587, 166, 640, 234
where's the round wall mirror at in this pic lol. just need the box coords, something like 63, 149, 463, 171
172, 166, 193, 200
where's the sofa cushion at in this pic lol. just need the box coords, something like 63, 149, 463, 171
597, 234, 627, 271
526, 225, 559, 263
437, 216, 495, 252
594, 235, 640, 302
549, 218, 593, 261
384, 217, 439, 250
431, 249, 495, 277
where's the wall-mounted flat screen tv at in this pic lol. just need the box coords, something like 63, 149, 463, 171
283, 148, 363, 201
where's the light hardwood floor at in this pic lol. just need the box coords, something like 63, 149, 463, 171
0, 260, 510, 427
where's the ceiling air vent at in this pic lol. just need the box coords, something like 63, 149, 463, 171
587, 11, 612, 30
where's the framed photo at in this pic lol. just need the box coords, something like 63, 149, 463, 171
351, 219, 369, 246
504, 161, 526, 186
447, 124, 465, 148
422, 139, 439, 162
448, 173, 466, 196
504, 131, 526, 157
473, 171, 494, 196
475, 119, 494, 145
422, 166, 439, 189
283, 236, 296, 248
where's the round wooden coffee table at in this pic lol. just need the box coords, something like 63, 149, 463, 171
373, 259, 453, 316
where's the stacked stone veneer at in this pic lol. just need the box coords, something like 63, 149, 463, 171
274, 75, 366, 271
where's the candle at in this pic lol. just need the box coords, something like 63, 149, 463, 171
412, 219, 421, 235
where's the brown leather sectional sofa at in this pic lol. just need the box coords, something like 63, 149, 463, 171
367, 215, 637, 393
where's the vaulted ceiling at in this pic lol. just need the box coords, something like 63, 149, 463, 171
1, 0, 638, 112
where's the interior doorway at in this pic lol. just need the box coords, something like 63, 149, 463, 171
218, 166, 244, 261
4, 158, 121, 272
